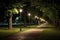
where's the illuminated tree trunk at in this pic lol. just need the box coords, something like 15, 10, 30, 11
8, 12, 12, 30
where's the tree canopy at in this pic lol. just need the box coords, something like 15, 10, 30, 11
0, 0, 60, 27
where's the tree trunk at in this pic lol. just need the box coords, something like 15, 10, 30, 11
23, 8, 27, 27
22, 15, 27, 27
8, 13, 12, 30
59, 20, 60, 27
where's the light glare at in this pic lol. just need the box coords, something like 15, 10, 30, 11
19, 9, 23, 12
28, 13, 31, 16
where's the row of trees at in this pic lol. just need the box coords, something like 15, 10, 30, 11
0, 0, 60, 29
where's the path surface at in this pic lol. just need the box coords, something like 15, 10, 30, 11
3, 23, 47, 40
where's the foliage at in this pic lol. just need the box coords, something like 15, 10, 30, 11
12, 8, 18, 14
0, 0, 60, 27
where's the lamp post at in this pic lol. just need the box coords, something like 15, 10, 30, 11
19, 9, 23, 23
28, 13, 31, 25
19, 9, 23, 31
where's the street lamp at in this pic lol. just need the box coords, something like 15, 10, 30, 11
19, 9, 23, 22
19, 9, 23, 31
28, 13, 31, 25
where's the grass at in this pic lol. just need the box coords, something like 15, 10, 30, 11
0, 27, 29, 39
0, 27, 30, 38
42, 23, 60, 36
45, 23, 55, 28
40, 28, 60, 40
1, 24, 60, 40
13, 25, 38, 28
39, 23, 60, 40
21, 28, 31, 32
0, 25, 38, 39
0, 28, 20, 38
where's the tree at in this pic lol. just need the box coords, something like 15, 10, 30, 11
0, 0, 60, 28
7, 8, 18, 30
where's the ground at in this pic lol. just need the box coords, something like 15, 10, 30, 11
1, 23, 60, 40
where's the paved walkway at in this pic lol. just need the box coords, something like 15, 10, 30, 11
3, 23, 47, 40
37, 22, 47, 27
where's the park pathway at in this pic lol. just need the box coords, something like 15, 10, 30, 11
3, 23, 47, 40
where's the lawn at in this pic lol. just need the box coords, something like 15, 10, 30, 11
40, 28, 60, 40
0, 28, 20, 38
39, 23, 60, 40
45, 23, 55, 28
13, 25, 38, 28
1, 24, 60, 40
0, 25, 38, 39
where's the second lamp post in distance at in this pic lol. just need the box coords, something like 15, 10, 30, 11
19, 9, 23, 32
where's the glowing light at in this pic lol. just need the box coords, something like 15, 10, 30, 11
19, 9, 23, 12
28, 13, 31, 16
35, 16, 37, 18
